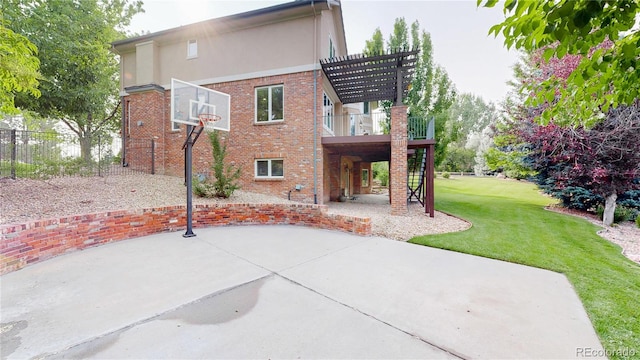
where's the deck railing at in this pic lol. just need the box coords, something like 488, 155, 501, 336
408, 116, 435, 140
322, 113, 434, 140
322, 113, 383, 136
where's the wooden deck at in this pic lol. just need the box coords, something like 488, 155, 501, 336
321, 135, 435, 162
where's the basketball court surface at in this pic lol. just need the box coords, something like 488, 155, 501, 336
0, 225, 604, 359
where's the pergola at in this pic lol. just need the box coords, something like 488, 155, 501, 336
319, 48, 436, 217
320, 48, 419, 105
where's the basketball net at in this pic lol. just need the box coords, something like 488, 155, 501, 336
198, 113, 221, 133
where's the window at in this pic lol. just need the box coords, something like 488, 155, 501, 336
187, 39, 197, 58
362, 169, 369, 187
172, 121, 180, 131
323, 93, 334, 131
255, 159, 284, 178
329, 36, 336, 58
256, 85, 284, 122
363, 101, 370, 114
350, 114, 355, 136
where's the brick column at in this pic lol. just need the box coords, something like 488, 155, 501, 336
390, 105, 408, 215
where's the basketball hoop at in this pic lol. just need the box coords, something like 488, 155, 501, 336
198, 113, 221, 133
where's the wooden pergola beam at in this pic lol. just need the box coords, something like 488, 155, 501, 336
320, 48, 419, 105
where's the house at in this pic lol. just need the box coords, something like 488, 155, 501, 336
111, 0, 435, 216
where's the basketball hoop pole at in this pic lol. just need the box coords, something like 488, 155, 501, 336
181, 115, 219, 238
182, 124, 204, 238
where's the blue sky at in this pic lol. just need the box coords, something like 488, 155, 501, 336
127, 0, 521, 104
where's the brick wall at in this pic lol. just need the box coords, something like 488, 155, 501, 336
352, 162, 372, 195
0, 204, 371, 275
353, 162, 362, 195
326, 154, 340, 201
123, 71, 325, 203
361, 162, 372, 194
125, 88, 166, 174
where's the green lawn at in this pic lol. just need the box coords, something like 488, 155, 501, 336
411, 177, 640, 359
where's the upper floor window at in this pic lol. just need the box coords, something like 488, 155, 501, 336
329, 36, 336, 58
323, 92, 334, 131
187, 39, 197, 59
256, 85, 284, 122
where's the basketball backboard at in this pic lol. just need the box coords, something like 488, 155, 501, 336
171, 78, 230, 131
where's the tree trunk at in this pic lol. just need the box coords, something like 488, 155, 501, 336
79, 135, 92, 165
602, 192, 617, 226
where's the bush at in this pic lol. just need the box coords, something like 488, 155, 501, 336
372, 162, 389, 187
619, 189, 640, 212
0, 160, 38, 178
0, 157, 96, 179
442, 171, 450, 179
193, 180, 217, 198
194, 131, 241, 199
636, 215, 640, 228
438, 147, 475, 173
548, 186, 603, 212
596, 205, 635, 224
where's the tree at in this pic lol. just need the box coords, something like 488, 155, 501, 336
482, 51, 535, 179
447, 93, 497, 145
438, 146, 475, 173
466, 124, 495, 176
364, 18, 456, 167
522, 104, 640, 226
480, 0, 640, 127
0, 24, 40, 114
388, 17, 408, 51
441, 93, 500, 173
491, 49, 640, 225
363, 28, 384, 56
6, 0, 142, 162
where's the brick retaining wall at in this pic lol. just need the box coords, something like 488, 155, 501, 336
0, 204, 371, 275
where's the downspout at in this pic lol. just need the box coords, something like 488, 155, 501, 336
162, 88, 166, 174
121, 97, 127, 166
127, 99, 131, 141
312, 0, 318, 204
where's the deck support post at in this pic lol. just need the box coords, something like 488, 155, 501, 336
426, 144, 435, 217
390, 105, 408, 216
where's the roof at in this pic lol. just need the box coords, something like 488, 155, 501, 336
320, 49, 419, 105
112, 0, 344, 51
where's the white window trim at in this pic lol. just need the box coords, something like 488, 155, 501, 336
187, 39, 198, 59
255, 85, 284, 123
254, 158, 284, 179
171, 121, 181, 131
323, 92, 334, 133
362, 169, 370, 187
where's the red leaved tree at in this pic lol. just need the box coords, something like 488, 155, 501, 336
500, 45, 640, 225
521, 104, 640, 225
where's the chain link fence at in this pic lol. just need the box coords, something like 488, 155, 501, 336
0, 129, 155, 179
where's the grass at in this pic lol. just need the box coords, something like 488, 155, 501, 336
411, 177, 640, 359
